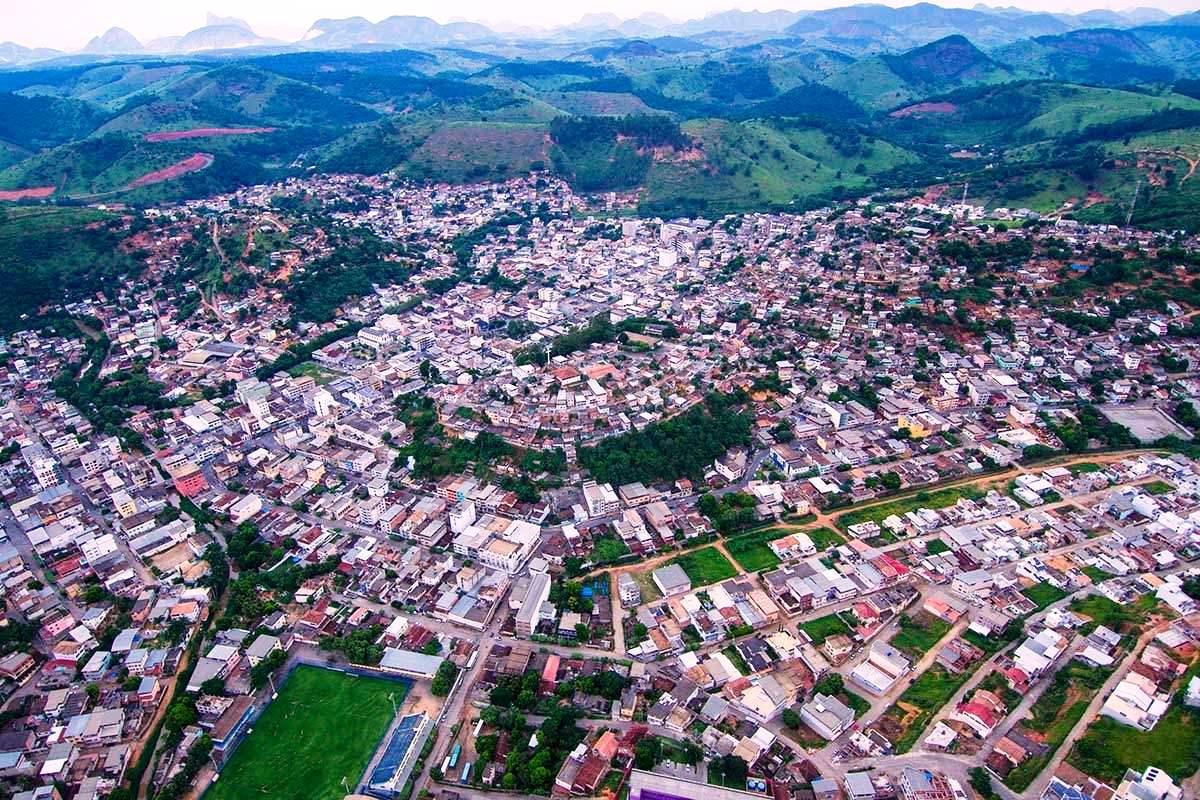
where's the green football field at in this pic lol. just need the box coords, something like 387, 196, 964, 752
205, 665, 405, 800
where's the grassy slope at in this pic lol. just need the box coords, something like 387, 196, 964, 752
642, 118, 916, 214
1019, 86, 1200, 137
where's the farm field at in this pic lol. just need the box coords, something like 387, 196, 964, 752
144, 127, 276, 142
128, 152, 214, 188
205, 665, 405, 800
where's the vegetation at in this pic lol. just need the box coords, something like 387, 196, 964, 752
0, 208, 143, 332
249, 648, 287, 690
699, 492, 759, 536
724, 529, 783, 571
812, 672, 870, 715
706, 755, 749, 789
799, 614, 852, 645
1021, 583, 1070, 611
889, 613, 953, 658
836, 483, 985, 531
1068, 594, 1157, 635
578, 392, 751, 485
431, 660, 458, 696
1004, 663, 1112, 791
1068, 676, 1200, 784
319, 624, 385, 665
669, 547, 737, 587
255, 322, 365, 380
2, 42, 1200, 226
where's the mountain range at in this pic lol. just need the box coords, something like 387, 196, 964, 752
3, 3, 1200, 231
0, 4, 1193, 64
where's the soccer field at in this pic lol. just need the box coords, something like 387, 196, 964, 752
205, 665, 406, 800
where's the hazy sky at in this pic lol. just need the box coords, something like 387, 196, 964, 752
6, 0, 1194, 51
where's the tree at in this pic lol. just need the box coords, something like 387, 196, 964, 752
969, 767, 999, 800
634, 736, 662, 770
431, 660, 458, 696
164, 697, 197, 734
781, 708, 802, 729
249, 649, 287, 689
812, 673, 846, 697
199, 677, 226, 696
720, 755, 748, 785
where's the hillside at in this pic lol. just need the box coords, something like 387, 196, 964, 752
2, 18, 1200, 224
0, 206, 142, 331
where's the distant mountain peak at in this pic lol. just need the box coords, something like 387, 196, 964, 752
300, 15, 492, 47
206, 13, 253, 32
83, 26, 143, 54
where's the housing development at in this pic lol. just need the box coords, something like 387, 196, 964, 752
5, 169, 1200, 800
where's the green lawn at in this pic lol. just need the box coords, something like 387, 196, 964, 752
1069, 462, 1103, 474
1021, 583, 1070, 612
205, 666, 406, 800
1068, 702, 1200, 785
890, 613, 953, 659
724, 530, 782, 572
926, 538, 951, 555
1069, 594, 1157, 635
799, 613, 852, 645
808, 528, 846, 551
835, 484, 986, 531
885, 664, 973, 753
725, 527, 845, 572
1143, 479, 1174, 496
1082, 566, 1112, 583
721, 645, 752, 676
670, 547, 737, 587
286, 361, 337, 384
1003, 662, 1111, 791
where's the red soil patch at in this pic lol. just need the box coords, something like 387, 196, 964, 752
889, 101, 958, 118
0, 186, 55, 201
127, 153, 214, 189
143, 127, 275, 143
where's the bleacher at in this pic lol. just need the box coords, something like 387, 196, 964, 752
367, 713, 429, 796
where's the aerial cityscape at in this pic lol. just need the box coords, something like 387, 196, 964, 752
3, 4, 1200, 800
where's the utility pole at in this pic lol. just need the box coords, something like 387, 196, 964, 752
544, 342, 552, 367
